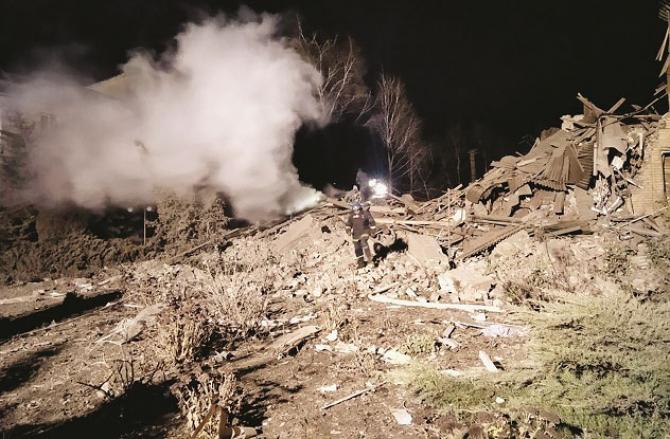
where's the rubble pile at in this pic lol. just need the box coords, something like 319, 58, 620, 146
151, 98, 668, 314
323, 95, 666, 261
4, 97, 669, 438
465, 95, 654, 218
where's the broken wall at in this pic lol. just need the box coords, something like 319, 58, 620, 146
631, 117, 670, 213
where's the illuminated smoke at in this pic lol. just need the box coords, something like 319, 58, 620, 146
6, 12, 326, 221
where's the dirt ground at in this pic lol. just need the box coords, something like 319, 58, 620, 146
0, 277, 525, 439
0, 211, 532, 438
3, 200, 667, 438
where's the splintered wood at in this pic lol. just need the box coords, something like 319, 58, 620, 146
228, 326, 320, 372
321, 95, 661, 260
368, 293, 503, 314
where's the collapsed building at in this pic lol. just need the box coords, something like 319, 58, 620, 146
2, 78, 668, 264
323, 94, 668, 263
2, 85, 669, 437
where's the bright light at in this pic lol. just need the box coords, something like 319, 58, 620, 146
369, 179, 388, 199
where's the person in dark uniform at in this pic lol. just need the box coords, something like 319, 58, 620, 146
347, 202, 377, 268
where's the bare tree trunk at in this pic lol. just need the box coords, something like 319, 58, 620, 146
368, 74, 427, 195
455, 148, 462, 185
468, 149, 478, 182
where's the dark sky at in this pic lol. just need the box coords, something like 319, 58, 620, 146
0, 0, 666, 184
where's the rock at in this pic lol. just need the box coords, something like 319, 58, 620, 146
96, 382, 112, 399
318, 384, 337, 393
438, 260, 494, 301
404, 232, 448, 265
324, 329, 338, 342
272, 215, 320, 254
382, 349, 412, 365
491, 230, 532, 258
390, 408, 412, 425
480, 324, 528, 338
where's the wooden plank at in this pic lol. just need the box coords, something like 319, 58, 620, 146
606, 97, 626, 114
459, 225, 526, 259
228, 326, 320, 373
368, 294, 503, 313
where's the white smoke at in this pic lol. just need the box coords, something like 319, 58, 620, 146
6, 12, 326, 221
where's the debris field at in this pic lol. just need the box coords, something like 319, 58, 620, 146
1, 95, 670, 438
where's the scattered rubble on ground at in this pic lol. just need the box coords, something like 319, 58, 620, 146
1, 97, 669, 438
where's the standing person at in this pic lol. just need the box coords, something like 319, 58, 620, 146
347, 202, 377, 268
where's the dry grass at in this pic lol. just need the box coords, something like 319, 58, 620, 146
172, 371, 241, 437
411, 289, 670, 437
410, 236, 670, 438
124, 257, 269, 434
518, 290, 670, 438
156, 287, 217, 364
400, 332, 436, 356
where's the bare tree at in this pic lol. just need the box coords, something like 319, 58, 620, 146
294, 24, 372, 123
367, 74, 428, 195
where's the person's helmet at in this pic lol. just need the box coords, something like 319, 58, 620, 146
352, 203, 362, 212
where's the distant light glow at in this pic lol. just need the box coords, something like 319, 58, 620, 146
368, 178, 388, 199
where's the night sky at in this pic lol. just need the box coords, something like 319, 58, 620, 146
0, 0, 666, 186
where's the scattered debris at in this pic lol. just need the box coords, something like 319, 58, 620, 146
318, 384, 338, 393
390, 408, 413, 425
481, 324, 528, 338
368, 292, 503, 313
321, 382, 385, 410
230, 326, 320, 372
321, 95, 661, 262
478, 350, 500, 373
97, 303, 164, 344
382, 349, 413, 365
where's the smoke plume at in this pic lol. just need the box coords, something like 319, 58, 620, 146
5, 12, 326, 221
